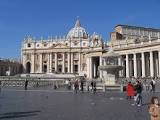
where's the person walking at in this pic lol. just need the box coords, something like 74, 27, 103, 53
80, 78, 84, 93
24, 79, 28, 90
126, 82, 135, 99
150, 79, 156, 93
74, 79, 79, 93
91, 80, 94, 92
93, 81, 96, 94
149, 97, 160, 120
132, 80, 143, 106
68, 80, 72, 90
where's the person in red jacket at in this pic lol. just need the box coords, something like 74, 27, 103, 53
127, 82, 135, 99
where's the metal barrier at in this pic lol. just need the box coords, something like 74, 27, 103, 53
0, 76, 66, 88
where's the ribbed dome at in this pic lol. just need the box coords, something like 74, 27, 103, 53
67, 19, 88, 39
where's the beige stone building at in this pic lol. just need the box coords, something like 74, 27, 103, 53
0, 58, 22, 76
21, 19, 104, 78
110, 25, 160, 78
21, 20, 160, 79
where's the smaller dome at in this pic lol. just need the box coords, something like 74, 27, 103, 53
67, 19, 88, 39
91, 32, 100, 40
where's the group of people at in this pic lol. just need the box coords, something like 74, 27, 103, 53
126, 80, 143, 106
73, 77, 85, 93
126, 78, 157, 106
126, 79, 160, 119
66, 77, 97, 93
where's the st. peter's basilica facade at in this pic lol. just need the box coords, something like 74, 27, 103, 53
21, 19, 160, 79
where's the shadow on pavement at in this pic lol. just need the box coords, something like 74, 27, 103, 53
0, 110, 40, 119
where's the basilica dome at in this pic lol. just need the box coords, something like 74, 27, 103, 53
67, 19, 88, 39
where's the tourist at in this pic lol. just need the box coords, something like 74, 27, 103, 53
132, 80, 143, 106
93, 81, 96, 93
80, 77, 84, 92
54, 84, 57, 89
91, 80, 94, 91
74, 79, 79, 93
148, 97, 160, 120
24, 79, 28, 90
150, 78, 156, 93
68, 80, 72, 90
87, 82, 90, 91
126, 82, 135, 99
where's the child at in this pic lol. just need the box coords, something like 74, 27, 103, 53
148, 97, 160, 120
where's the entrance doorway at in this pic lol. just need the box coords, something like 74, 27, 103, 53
92, 57, 100, 78
26, 62, 31, 73
74, 65, 78, 73
43, 65, 47, 73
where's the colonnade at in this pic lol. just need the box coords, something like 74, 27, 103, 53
119, 51, 160, 78
29, 52, 81, 74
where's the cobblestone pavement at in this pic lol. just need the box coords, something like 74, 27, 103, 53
0, 88, 159, 120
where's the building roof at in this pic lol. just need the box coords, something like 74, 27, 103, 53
115, 24, 160, 32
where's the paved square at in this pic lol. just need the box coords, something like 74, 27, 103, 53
0, 88, 158, 120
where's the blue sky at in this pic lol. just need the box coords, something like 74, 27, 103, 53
0, 0, 160, 59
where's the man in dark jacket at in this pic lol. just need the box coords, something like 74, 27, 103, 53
134, 80, 143, 106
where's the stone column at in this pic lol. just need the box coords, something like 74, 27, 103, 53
158, 51, 160, 77
62, 53, 65, 73
156, 55, 159, 77
89, 57, 93, 79
87, 57, 90, 78
126, 54, 129, 78
47, 54, 50, 73
150, 51, 154, 77
31, 53, 35, 73
71, 53, 73, 73
78, 53, 81, 74
133, 53, 137, 78
118, 57, 122, 77
55, 53, 58, 72
99, 56, 103, 78
39, 53, 43, 73
93, 61, 96, 78
141, 52, 146, 78
68, 53, 70, 73
22, 54, 26, 72
49, 53, 52, 73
